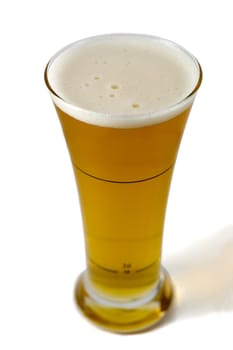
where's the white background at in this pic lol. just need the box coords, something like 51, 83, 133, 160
1, 0, 233, 349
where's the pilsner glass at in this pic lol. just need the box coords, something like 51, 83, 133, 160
45, 34, 202, 333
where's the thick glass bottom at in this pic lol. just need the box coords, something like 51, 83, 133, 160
74, 267, 173, 333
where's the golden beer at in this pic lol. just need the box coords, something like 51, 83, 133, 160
45, 34, 202, 332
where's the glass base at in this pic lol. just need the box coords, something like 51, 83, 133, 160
74, 267, 173, 333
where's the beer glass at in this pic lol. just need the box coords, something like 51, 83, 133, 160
45, 34, 202, 333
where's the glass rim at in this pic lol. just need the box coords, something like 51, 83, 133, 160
44, 33, 202, 128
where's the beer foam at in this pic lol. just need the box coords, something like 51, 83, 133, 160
46, 34, 201, 127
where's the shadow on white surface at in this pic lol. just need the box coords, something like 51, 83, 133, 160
163, 225, 233, 324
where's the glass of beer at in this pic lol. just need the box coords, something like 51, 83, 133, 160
44, 34, 202, 333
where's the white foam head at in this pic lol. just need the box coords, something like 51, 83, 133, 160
45, 34, 201, 128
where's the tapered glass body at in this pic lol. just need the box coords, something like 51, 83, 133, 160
45, 34, 202, 332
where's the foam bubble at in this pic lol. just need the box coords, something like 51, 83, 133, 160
45, 34, 201, 128
132, 103, 140, 109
